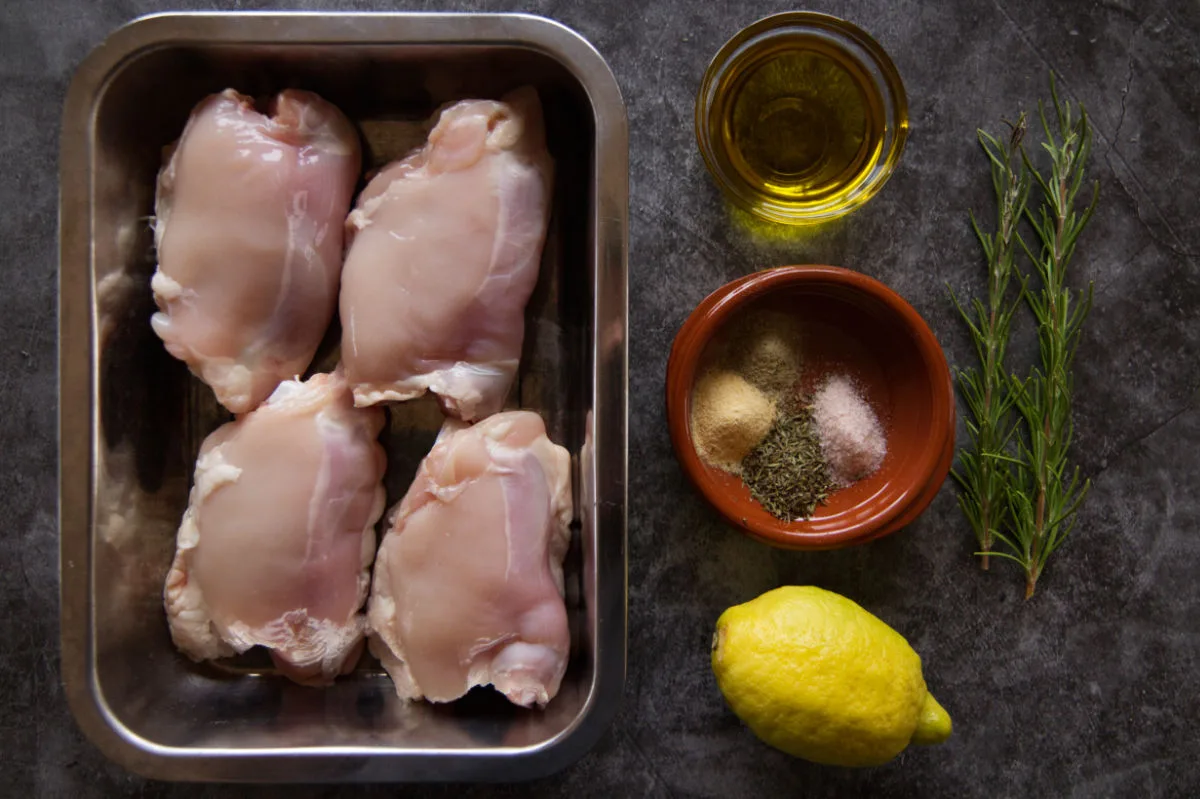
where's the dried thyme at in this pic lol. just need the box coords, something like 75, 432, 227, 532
742, 406, 834, 520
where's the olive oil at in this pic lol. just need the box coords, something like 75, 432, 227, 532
717, 41, 884, 206
696, 14, 908, 224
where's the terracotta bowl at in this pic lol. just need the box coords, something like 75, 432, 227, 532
665, 265, 954, 549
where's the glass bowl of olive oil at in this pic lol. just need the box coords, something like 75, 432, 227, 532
696, 12, 909, 225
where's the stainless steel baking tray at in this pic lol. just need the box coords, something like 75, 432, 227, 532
59, 12, 628, 782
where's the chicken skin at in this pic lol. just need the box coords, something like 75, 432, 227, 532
339, 88, 553, 421
164, 372, 386, 685
152, 88, 360, 414
368, 411, 573, 707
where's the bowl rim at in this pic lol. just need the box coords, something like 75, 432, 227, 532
665, 265, 954, 549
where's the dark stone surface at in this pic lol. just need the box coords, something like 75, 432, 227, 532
4, 0, 1199, 795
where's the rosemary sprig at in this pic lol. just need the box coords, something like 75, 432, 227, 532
1002, 76, 1097, 598
952, 75, 1097, 598
950, 115, 1030, 570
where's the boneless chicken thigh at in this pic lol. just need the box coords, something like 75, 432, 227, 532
152, 89, 360, 414
339, 88, 554, 420
164, 372, 386, 685
368, 411, 573, 707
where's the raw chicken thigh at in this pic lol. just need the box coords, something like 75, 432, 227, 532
339, 88, 554, 420
152, 89, 360, 414
164, 372, 386, 685
368, 411, 573, 707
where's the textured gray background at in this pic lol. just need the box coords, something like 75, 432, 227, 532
4, 0, 1199, 796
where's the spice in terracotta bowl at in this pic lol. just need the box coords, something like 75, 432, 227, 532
812, 374, 887, 487
689, 309, 888, 521
690, 370, 775, 474
690, 311, 800, 474
741, 404, 831, 519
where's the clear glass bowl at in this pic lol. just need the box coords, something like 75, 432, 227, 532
695, 12, 909, 225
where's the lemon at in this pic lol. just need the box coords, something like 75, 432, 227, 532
711, 586, 952, 767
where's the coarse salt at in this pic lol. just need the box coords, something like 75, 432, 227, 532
811, 375, 886, 486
